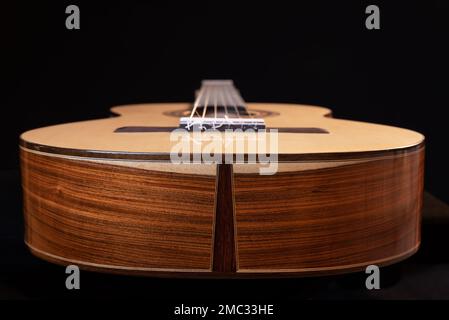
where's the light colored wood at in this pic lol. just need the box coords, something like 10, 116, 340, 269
20, 148, 218, 175
233, 160, 372, 174
21, 147, 376, 174
20, 103, 424, 157
19, 101, 425, 277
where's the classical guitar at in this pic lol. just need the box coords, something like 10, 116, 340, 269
20, 80, 424, 277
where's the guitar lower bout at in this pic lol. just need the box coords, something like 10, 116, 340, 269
20, 142, 424, 277
20, 80, 425, 277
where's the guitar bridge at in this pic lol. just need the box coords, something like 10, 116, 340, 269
179, 117, 266, 131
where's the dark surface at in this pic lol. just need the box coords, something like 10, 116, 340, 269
114, 126, 330, 133
2, 0, 449, 202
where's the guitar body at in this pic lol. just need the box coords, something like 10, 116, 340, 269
20, 100, 424, 277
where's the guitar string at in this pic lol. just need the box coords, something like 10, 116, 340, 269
224, 84, 240, 118
190, 82, 248, 130
214, 85, 219, 124
222, 84, 234, 118
190, 85, 206, 119
219, 85, 229, 117
201, 85, 211, 120
213, 85, 227, 130
213, 85, 218, 120
232, 86, 252, 118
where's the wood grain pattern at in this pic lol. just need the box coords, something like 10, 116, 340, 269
234, 146, 424, 274
212, 164, 237, 273
20, 145, 424, 277
21, 149, 216, 271
20, 103, 424, 158
19, 102, 425, 277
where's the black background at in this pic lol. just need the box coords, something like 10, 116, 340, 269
1, 0, 449, 303
3, 1, 449, 201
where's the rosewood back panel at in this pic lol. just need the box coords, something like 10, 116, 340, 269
21, 145, 424, 277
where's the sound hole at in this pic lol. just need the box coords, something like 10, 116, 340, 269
164, 109, 277, 118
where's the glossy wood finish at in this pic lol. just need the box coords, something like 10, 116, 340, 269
21, 144, 424, 277
21, 149, 216, 272
212, 164, 237, 273
20, 103, 424, 158
19, 102, 425, 277
234, 147, 424, 274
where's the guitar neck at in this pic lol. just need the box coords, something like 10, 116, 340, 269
191, 80, 248, 118
180, 80, 265, 131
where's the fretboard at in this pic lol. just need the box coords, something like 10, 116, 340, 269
180, 80, 265, 131
191, 80, 249, 118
